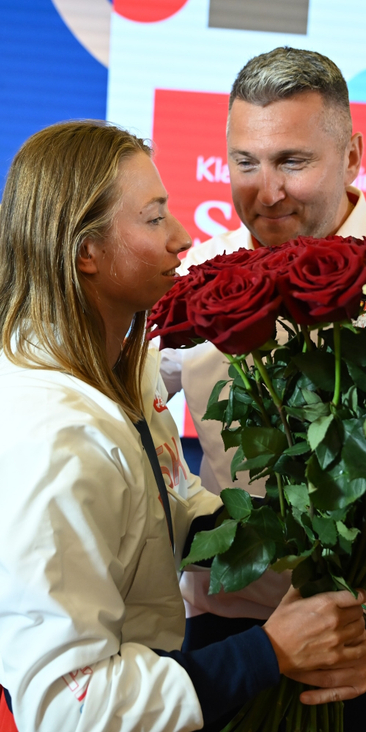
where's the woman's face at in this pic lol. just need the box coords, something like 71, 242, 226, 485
83, 152, 191, 321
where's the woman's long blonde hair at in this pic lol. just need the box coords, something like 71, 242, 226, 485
0, 121, 152, 422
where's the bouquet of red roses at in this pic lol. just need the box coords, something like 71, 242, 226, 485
148, 235, 366, 732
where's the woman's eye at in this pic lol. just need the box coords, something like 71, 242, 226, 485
149, 216, 165, 225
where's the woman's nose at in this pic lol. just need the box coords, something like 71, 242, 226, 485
169, 215, 192, 253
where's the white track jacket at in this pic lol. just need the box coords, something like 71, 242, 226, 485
0, 345, 221, 732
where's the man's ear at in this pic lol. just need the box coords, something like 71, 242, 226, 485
77, 239, 99, 274
345, 132, 363, 185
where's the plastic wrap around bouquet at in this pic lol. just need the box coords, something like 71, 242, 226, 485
147, 235, 366, 732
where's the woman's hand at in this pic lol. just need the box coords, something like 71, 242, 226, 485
263, 585, 366, 702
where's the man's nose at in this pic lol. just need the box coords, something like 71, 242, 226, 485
168, 215, 192, 254
256, 168, 286, 207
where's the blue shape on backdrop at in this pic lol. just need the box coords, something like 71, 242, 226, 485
348, 71, 366, 103
0, 0, 108, 194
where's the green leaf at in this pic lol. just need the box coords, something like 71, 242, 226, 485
328, 571, 357, 597
315, 417, 342, 470
282, 441, 309, 456
231, 388, 253, 405
292, 351, 335, 391
209, 524, 275, 594
221, 427, 242, 452
236, 454, 274, 472
206, 379, 229, 410
271, 548, 315, 573
241, 426, 288, 459
342, 418, 366, 481
336, 521, 360, 543
202, 399, 228, 421
307, 454, 366, 510
339, 535, 354, 555
180, 519, 238, 569
302, 389, 322, 405
230, 445, 245, 481
308, 414, 334, 451
258, 338, 278, 351
249, 506, 285, 544
285, 511, 308, 552
272, 454, 306, 483
339, 327, 366, 367
284, 484, 310, 512
220, 488, 252, 521
285, 402, 330, 423
225, 387, 234, 427
346, 362, 366, 393
300, 574, 337, 597
292, 507, 315, 541
292, 351, 352, 392
292, 555, 317, 589
312, 515, 337, 547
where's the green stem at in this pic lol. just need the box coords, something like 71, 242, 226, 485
309, 704, 317, 731
252, 351, 293, 447
285, 694, 298, 732
320, 703, 329, 732
252, 351, 281, 408
269, 676, 291, 732
332, 322, 342, 407
276, 473, 286, 520
225, 354, 272, 428
301, 325, 313, 351
294, 686, 304, 732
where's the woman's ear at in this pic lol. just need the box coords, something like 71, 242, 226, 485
77, 239, 99, 274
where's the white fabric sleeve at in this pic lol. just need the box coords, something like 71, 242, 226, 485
159, 348, 183, 396
0, 419, 202, 732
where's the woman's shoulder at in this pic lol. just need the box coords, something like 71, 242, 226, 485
0, 350, 138, 447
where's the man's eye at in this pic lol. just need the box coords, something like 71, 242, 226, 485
238, 160, 256, 170
284, 159, 307, 167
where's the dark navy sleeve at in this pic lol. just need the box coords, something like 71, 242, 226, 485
154, 625, 280, 725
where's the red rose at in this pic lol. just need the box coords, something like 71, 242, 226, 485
186, 266, 282, 355
276, 238, 366, 324
245, 239, 307, 276
147, 270, 206, 349
187, 246, 258, 276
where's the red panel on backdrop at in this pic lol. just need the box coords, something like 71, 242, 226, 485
153, 89, 242, 249
113, 1, 188, 23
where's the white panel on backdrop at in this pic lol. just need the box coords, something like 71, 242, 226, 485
108, 0, 366, 137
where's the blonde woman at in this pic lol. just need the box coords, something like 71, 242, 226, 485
0, 121, 365, 732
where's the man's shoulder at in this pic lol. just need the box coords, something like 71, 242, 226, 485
179, 226, 251, 274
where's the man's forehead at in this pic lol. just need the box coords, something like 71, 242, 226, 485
226, 92, 340, 151
228, 91, 326, 128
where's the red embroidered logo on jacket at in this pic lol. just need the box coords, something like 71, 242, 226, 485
62, 667, 93, 703
153, 393, 168, 412
156, 436, 187, 489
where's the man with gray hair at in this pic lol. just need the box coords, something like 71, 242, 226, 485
160, 47, 366, 726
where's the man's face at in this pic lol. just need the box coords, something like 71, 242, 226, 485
227, 92, 357, 247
